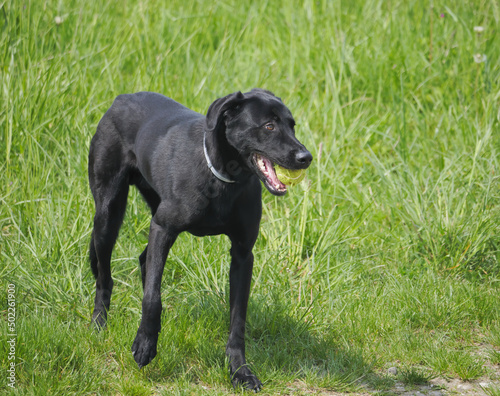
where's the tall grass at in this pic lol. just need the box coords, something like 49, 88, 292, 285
1, 0, 499, 394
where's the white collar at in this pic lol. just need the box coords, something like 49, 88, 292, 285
203, 132, 236, 184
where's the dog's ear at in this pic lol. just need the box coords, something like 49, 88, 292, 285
205, 91, 245, 131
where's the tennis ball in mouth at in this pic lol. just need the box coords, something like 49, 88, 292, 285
275, 165, 306, 186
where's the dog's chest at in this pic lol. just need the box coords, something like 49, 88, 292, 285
188, 197, 236, 236
185, 183, 256, 237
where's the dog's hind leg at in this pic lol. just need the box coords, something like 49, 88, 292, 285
89, 128, 131, 329
89, 176, 129, 329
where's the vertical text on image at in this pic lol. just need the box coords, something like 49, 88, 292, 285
7, 283, 16, 389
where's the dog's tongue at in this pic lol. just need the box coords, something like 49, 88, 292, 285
264, 158, 281, 186
257, 155, 286, 192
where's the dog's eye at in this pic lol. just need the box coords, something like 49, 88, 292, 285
264, 123, 275, 131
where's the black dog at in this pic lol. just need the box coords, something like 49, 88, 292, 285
88, 89, 312, 391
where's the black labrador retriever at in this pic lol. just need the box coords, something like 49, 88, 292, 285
88, 89, 312, 391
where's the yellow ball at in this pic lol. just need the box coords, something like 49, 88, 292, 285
275, 165, 306, 186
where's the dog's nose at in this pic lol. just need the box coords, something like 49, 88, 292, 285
295, 150, 313, 167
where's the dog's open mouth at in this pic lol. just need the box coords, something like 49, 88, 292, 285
253, 153, 287, 195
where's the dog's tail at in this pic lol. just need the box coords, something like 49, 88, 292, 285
89, 230, 98, 279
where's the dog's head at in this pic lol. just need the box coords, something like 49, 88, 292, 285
205, 89, 312, 196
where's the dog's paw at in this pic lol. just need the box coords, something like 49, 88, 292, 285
232, 369, 262, 392
131, 330, 158, 368
91, 310, 107, 331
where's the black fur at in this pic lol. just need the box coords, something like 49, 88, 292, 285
88, 89, 312, 391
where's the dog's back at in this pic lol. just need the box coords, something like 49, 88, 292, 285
97, 92, 203, 146
89, 92, 205, 192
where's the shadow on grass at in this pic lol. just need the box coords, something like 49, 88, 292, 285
141, 290, 389, 393
5, 286, 392, 394
246, 295, 385, 392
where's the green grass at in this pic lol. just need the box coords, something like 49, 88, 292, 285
485, 385, 500, 396
397, 366, 434, 386
1, 0, 500, 394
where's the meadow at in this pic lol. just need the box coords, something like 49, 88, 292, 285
1, 0, 499, 394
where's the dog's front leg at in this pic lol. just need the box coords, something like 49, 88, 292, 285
132, 218, 177, 368
227, 240, 262, 392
